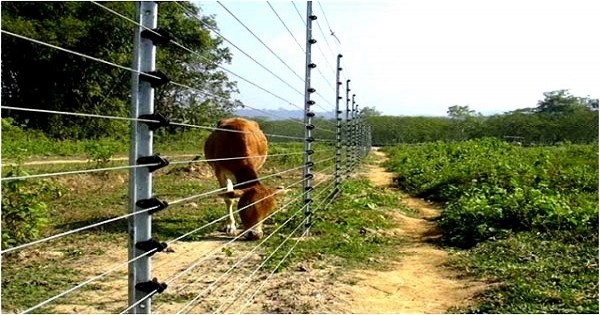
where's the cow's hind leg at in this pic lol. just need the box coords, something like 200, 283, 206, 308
224, 197, 237, 236
218, 172, 237, 236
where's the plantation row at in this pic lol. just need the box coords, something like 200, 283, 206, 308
383, 139, 598, 313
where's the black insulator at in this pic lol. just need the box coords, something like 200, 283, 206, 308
136, 197, 169, 214
308, 63, 317, 69
140, 70, 170, 88
135, 238, 168, 256
136, 278, 167, 294
137, 154, 170, 172
138, 112, 170, 131
141, 27, 174, 46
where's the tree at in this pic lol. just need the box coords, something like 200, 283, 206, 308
1, 2, 239, 139
535, 89, 592, 115
360, 106, 381, 117
447, 105, 476, 120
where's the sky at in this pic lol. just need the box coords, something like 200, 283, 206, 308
195, 0, 599, 116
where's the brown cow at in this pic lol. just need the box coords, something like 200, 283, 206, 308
203, 117, 277, 240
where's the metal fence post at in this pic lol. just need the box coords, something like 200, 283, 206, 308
129, 2, 157, 313
334, 54, 343, 194
345, 80, 351, 177
303, 1, 316, 233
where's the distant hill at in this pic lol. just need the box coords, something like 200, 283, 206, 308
234, 108, 335, 120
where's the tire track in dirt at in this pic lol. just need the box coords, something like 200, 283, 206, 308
339, 148, 486, 314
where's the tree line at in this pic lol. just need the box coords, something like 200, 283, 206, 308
365, 90, 599, 146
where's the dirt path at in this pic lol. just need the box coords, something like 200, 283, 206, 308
339, 149, 485, 314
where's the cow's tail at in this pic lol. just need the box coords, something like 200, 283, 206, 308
219, 168, 261, 199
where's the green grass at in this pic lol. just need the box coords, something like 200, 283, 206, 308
259, 179, 406, 271
1, 260, 82, 314
448, 231, 599, 314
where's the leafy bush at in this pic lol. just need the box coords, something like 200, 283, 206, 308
384, 139, 598, 248
1, 168, 63, 249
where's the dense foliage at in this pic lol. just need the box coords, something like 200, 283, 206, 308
368, 90, 598, 146
1, 1, 238, 139
383, 138, 598, 247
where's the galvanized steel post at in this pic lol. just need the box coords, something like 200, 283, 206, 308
129, 2, 156, 313
334, 54, 343, 194
303, 1, 317, 233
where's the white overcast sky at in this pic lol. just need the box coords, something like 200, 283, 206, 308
195, 0, 599, 116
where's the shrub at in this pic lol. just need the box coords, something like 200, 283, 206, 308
1, 168, 64, 249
